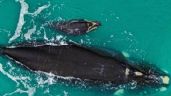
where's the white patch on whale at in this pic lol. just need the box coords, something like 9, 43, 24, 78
161, 76, 170, 85
134, 71, 143, 76
125, 68, 130, 77
63, 91, 69, 96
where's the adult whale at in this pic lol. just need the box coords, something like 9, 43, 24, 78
0, 42, 170, 88
47, 19, 101, 35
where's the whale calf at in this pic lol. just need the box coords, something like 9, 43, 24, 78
0, 42, 170, 88
47, 19, 101, 35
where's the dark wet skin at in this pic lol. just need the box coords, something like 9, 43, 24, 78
48, 19, 101, 35
0, 42, 170, 88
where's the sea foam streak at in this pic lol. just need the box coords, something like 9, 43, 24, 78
24, 25, 36, 40
28, 3, 50, 17
0, 61, 57, 96
9, 0, 50, 43
3, 88, 36, 96
0, 64, 19, 85
0, 63, 36, 96
9, 0, 29, 43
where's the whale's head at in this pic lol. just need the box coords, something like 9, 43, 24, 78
86, 21, 101, 32
128, 63, 170, 89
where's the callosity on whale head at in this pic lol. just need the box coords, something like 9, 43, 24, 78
86, 20, 101, 32
125, 61, 170, 89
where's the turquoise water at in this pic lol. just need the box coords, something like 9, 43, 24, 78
0, 0, 171, 96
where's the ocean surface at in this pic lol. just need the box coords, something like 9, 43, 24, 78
0, 0, 171, 96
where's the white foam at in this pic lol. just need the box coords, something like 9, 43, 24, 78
56, 35, 68, 45
0, 62, 32, 87
28, 88, 36, 96
0, 64, 19, 85
163, 70, 169, 74
9, 0, 50, 42
113, 89, 124, 96
122, 51, 130, 58
0, 28, 11, 37
39, 26, 48, 41
36, 72, 56, 85
80, 39, 84, 43
110, 35, 114, 38
116, 17, 120, 19
56, 35, 63, 41
0, 61, 37, 96
3, 88, 35, 96
43, 30, 48, 41
159, 87, 167, 92
3, 89, 24, 96
36, 71, 76, 87
44, 88, 50, 94
0, 28, 10, 33
63, 91, 69, 96
24, 25, 36, 40
29, 3, 50, 17
38, 71, 80, 82
9, 0, 29, 43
